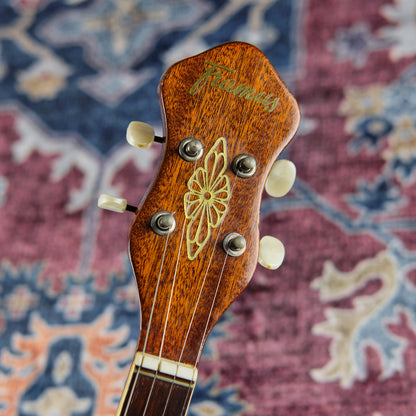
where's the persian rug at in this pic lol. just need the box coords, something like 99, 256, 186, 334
1, 0, 416, 415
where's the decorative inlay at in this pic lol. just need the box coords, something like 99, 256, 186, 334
184, 137, 230, 260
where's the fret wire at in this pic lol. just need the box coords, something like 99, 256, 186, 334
138, 368, 194, 388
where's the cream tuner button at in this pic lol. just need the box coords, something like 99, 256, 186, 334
98, 194, 127, 213
126, 121, 155, 149
258, 236, 285, 270
265, 159, 296, 197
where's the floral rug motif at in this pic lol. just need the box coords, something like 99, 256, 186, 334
1, 0, 416, 415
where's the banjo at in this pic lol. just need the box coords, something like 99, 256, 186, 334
98, 41, 300, 416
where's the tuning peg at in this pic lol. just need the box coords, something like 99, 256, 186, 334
265, 159, 296, 197
258, 236, 285, 270
126, 121, 165, 148
98, 194, 137, 213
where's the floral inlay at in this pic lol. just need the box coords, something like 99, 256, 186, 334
184, 137, 230, 260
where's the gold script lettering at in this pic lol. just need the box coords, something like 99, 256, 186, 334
189, 62, 235, 95
189, 61, 279, 113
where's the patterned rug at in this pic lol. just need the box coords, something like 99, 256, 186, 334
1, 0, 416, 415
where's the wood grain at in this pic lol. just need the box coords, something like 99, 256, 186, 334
128, 41, 300, 368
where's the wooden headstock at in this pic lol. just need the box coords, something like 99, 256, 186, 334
99, 41, 300, 416
129, 42, 299, 364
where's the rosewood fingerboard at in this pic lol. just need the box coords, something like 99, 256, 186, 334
119, 371, 194, 416
117, 42, 300, 416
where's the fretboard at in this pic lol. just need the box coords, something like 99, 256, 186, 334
117, 352, 197, 416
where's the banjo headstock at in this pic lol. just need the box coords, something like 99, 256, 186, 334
99, 41, 300, 367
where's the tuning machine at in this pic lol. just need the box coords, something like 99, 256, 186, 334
265, 159, 296, 197
97, 194, 137, 213
179, 137, 203, 161
150, 211, 176, 236
232, 154, 257, 178
223, 233, 246, 257
257, 160, 296, 270
258, 236, 285, 270
126, 121, 165, 148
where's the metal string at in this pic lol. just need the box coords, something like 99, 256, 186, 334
176, 252, 230, 416
161, 174, 238, 416
121, 232, 171, 415
141, 214, 188, 415
122, 151, 236, 416
133, 159, 199, 416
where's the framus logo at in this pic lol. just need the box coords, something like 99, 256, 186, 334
190, 61, 280, 113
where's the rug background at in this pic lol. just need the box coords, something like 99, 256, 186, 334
1, 0, 416, 415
